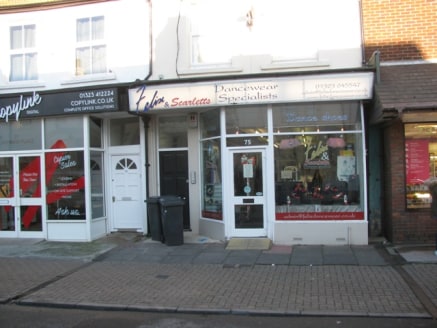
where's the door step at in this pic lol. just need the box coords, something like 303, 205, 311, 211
226, 238, 272, 250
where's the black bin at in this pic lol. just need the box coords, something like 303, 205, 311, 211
145, 196, 164, 242
159, 195, 185, 246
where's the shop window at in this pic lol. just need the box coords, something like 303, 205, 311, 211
110, 117, 139, 146
226, 106, 267, 135
0, 158, 13, 231
90, 117, 102, 148
0, 120, 41, 151
90, 151, 105, 219
45, 151, 85, 220
9, 24, 38, 81
200, 109, 220, 138
75, 16, 106, 75
404, 123, 437, 209
45, 116, 84, 149
188, 1, 241, 66
158, 116, 187, 148
273, 103, 365, 221
201, 139, 222, 220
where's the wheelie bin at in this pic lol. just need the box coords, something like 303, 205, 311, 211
159, 195, 185, 246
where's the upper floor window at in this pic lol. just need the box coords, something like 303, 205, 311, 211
75, 16, 106, 75
9, 24, 38, 81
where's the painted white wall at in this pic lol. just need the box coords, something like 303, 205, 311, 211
153, 0, 364, 80
1, 0, 364, 93
0, 0, 150, 93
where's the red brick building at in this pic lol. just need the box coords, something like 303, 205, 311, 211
362, 0, 437, 244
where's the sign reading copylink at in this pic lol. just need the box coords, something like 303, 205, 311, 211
129, 73, 374, 113
0, 88, 118, 123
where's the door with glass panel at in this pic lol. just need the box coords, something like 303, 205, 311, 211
228, 149, 267, 237
0, 155, 43, 237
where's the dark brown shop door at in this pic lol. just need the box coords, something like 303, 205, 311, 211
159, 151, 190, 230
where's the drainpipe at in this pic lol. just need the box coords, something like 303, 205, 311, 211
144, 0, 153, 80
142, 0, 153, 235
358, 0, 366, 66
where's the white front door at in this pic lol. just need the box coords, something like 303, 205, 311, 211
110, 155, 143, 230
228, 149, 267, 237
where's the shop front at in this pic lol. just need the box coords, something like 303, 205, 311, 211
0, 87, 147, 241
370, 63, 437, 244
130, 71, 374, 245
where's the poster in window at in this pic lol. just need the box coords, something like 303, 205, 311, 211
406, 139, 429, 184
46, 147, 85, 220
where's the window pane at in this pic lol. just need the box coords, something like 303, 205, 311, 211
25, 53, 38, 80
273, 102, 361, 133
10, 26, 22, 49
45, 116, 84, 149
159, 116, 187, 148
90, 151, 105, 219
90, 117, 102, 148
405, 123, 437, 209
274, 131, 364, 220
24, 24, 36, 48
0, 120, 41, 151
200, 109, 220, 138
10, 54, 23, 81
110, 117, 140, 146
92, 16, 104, 40
226, 106, 267, 135
76, 18, 90, 42
76, 47, 90, 75
92, 45, 106, 73
46, 151, 85, 220
202, 139, 222, 220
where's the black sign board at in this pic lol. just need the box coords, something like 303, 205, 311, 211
0, 88, 119, 122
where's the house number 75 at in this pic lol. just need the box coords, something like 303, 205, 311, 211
244, 139, 252, 146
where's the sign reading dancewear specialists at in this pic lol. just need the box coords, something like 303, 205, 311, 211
129, 72, 374, 112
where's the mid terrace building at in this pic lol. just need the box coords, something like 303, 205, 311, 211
0, 0, 375, 245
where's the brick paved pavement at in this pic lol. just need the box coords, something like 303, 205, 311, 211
0, 258, 85, 303
15, 262, 428, 317
0, 236, 436, 319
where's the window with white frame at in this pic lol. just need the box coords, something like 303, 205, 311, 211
188, 1, 244, 66
9, 24, 38, 81
75, 16, 106, 75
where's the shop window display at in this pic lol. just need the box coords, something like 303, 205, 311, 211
273, 103, 364, 220
404, 123, 437, 209
46, 148, 85, 221
200, 110, 222, 220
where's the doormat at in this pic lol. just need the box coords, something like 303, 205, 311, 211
226, 238, 272, 250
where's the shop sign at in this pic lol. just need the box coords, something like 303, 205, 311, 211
0, 88, 119, 122
129, 72, 373, 112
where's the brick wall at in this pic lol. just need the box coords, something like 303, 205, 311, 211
362, 0, 437, 61
384, 120, 437, 244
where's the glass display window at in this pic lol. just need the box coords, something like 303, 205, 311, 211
45, 116, 84, 149
0, 120, 41, 151
201, 139, 222, 220
273, 102, 365, 221
404, 123, 437, 209
45, 150, 85, 220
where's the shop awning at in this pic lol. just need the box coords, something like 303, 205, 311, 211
370, 63, 437, 124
